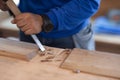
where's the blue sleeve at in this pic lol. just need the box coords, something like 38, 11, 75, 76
45, 0, 101, 31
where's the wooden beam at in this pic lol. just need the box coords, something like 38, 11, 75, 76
0, 38, 39, 61
61, 48, 120, 79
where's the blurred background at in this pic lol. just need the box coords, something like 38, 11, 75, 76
92, 0, 120, 54
0, 0, 120, 53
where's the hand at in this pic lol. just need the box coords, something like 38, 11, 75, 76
12, 13, 43, 35
0, 0, 9, 11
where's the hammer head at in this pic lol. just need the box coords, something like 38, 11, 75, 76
2, 0, 8, 2
0, 0, 9, 11
1, 0, 14, 16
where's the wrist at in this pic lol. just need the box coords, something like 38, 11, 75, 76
41, 14, 54, 32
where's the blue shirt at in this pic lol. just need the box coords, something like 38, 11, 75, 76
19, 0, 101, 38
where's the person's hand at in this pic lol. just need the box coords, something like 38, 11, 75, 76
0, 0, 9, 11
12, 13, 43, 35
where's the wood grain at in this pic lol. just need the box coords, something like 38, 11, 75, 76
0, 38, 38, 61
61, 48, 120, 79
6, 0, 21, 16
0, 52, 118, 80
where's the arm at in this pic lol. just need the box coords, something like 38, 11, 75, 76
11, 0, 101, 35
45, 0, 101, 31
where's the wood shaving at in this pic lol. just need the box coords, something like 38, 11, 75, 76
46, 56, 55, 59
41, 59, 52, 62
73, 69, 81, 73
64, 49, 72, 54
55, 60, 62, 61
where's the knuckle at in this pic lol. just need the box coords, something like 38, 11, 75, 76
17, 23, 22, 27
15, 17, 19, 21
17, 23, 20, 26
25, 13, 31, 17
21, 29, 24, 32
36, 30, 40, 33
25, 32, 29, 35
21, 28, 25, 32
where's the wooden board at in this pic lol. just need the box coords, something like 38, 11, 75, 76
0, 38, 39, 61
61, 48, 120, 79
95, 34, 120, 54
0, 52, 118, 80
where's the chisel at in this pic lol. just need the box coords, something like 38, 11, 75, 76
4, 0, 45, 52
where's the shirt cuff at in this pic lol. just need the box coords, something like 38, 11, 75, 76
45, 10, 58, 29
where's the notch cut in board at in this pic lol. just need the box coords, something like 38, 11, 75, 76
61, 48, 120, 79
0, 38, 39, 61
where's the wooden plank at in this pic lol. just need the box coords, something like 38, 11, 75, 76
0, 38, 39, 61
61, 48, 120, 79
0, 52, 118, 80
96, 41, 120, 54
95, 34, 120, 54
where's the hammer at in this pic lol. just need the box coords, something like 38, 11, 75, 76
3, 0, 45, 52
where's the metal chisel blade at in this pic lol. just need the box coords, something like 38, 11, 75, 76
31, 35, 45, 52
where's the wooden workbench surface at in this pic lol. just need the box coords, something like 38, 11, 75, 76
0, 50, 118, 80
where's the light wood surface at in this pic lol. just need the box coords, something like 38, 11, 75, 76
0, 39, 119, 80
61, 48, 120, 79
0, 53, 118, 80
0, 38, 39, 61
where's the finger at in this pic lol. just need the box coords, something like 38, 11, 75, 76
21, 24, 30, 32
11, 19, 15, 24
16, 19, 27, 27
25, 29, 33, 35
14, 17, 24, 23
14, 14, 26, 22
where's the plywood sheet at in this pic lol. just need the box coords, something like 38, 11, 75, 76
61, 48, 120, 79
0, 38, 39, 61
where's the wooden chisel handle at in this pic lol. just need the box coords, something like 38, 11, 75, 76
5, 0, 45, 51
6, 0, 21, 16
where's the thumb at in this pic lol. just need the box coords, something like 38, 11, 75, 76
11, 19, 15, 24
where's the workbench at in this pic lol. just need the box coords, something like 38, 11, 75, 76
0, 41, 119, 80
